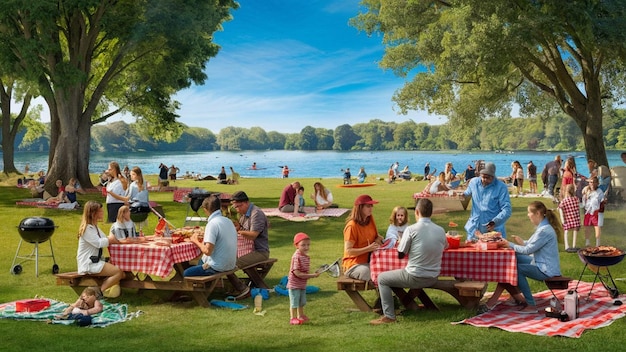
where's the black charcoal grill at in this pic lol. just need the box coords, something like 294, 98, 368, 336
577, 248, 625, 300
129, 201, 151, 223
11, 217, 59, 277
188, 189, 218, 212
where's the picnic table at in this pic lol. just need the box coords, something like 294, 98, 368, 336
56, 238, 234, 308
364, 245, 517, 311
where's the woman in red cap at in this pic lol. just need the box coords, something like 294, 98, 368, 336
342, 194, 384, 281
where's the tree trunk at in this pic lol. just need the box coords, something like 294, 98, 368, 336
1, 103, 18, 174
1, 127, 18, 174
569, 99, 609, 168
77, 115, 94, 188
582, 122, 609, 168
44, 92, 80, 193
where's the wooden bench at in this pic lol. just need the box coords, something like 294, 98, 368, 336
336, 275, 486, 312
55, 272, 110, 295
239, 258, 278, 289
56, 269, 236, 308
181, 270, 237, 307
336, 275, 379, 312
544, 276, 573, 301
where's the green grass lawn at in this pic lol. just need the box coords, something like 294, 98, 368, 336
1, 174, 625, 351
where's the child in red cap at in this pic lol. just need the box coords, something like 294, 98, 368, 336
287, 232, 320, 325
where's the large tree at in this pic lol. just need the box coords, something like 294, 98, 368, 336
351, 0, 626, 167
0, 0, 237, 188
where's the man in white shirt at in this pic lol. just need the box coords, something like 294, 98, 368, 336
370, 198, 448, 325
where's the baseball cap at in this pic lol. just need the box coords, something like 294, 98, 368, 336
479, 162, 496, 177
354, 194, 379, 206
293, 232, 310, 245
230, 191, 249, 202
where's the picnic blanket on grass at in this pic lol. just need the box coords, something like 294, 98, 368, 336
454, 281, 626, 338
261, 207, 349, 221
16, 199, 61, 209
0, 297, 141, 328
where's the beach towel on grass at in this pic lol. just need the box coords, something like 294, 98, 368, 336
15, 199, 59, 209
454, 281, 626, 338
261, 207, 349, 221
0, 297, 141, 328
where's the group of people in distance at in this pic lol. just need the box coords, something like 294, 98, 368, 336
387, 162, 403, 183
216, 166, 240, 185
342, 167, 368, 184
26, 176, 84, 209
278, 180, 338, 215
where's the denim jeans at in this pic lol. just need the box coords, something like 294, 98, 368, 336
183, 259, 220, 277
516, 253, 549, 305
548, 174, 558, 195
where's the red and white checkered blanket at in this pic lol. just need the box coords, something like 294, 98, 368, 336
261, 207, 349, 220
455, 281, 626, 338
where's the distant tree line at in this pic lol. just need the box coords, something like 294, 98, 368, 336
10, 110, 626, 153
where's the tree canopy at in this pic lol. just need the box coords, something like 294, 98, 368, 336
0, 0, 238, 188
350, 0, 626, 166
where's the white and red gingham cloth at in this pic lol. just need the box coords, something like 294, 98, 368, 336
237, 235, 254, 258
370, 246, 517, 286
109, 241, 200, 278
456, 281, 626, 338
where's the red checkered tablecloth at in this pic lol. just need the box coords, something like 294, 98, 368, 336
237, 235, 254, 258
370, 246, 517, 286
109, 241, 201, 278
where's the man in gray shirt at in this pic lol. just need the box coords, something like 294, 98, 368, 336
370, 198, 448, 325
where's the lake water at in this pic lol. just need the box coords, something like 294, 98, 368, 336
4, 150, 625, 179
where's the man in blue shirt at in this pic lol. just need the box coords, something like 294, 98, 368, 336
463, 162, 512, 242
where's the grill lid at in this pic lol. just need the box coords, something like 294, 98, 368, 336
19, 216, 56, 230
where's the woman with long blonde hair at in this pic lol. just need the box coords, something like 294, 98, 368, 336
77, 201, 124, 297
311, 181, 334, 210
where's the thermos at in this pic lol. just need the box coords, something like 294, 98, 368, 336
564, 290, 579, 320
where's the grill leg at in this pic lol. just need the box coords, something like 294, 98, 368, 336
34, 242, 39, 277
10, 239, 24, 274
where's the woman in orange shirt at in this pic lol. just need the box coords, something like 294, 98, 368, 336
342, 195, 384, 281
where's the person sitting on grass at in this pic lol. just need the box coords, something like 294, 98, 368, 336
428, 172, 450, 194
294, 186, 305, 215
44, 179, 68, 204
311, 182, 335, 210
55, 286, 103, 326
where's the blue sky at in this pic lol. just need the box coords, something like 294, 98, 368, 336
21, 1, 443, 134
170, 0, 443, 133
